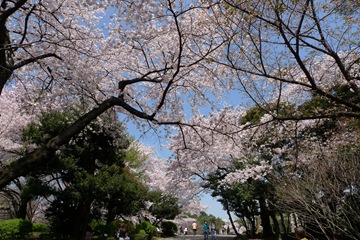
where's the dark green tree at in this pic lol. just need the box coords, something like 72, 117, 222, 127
94, 164, 148, 225
147, 190, 181, 226
204, 158, 278, 239
20, 110, 147, 240
192, 211, 224, 233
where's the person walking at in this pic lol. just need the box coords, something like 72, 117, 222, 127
203, 221, 210, 240
192, 221, 197, 235
184, 227, 188, 235
117, 223, 127, 240
295, 226, 308, 240
210, 220, 216, 240
125, 233, 130, 240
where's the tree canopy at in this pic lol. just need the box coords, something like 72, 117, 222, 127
0, 0, 360, 238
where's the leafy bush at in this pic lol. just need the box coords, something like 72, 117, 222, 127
161, 221, 177, 237
134, 229, 148, 240
31, 223, 50, 239
134, 221, 157, 240
32, 223, 49, 233
0, 219, 32, 240
89, 218, 111, 238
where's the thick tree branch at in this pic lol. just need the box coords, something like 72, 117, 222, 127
0, 0, 28, 22
0, 94, 169, 188
10, 53, 63, 70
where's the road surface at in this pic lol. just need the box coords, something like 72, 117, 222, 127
176, 235, 237, 240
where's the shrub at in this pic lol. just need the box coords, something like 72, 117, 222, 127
89, 218, 110, 238
0, 219, 32, 240
32, 223, 50, 239
133, 229, 148, 240
161, 221, 177, 237
134, 221, 157, 240
32, 223, 49, 233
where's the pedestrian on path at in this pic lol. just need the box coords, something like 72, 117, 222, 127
192, 221, 197, 235
210, 220, 216, 240
203, 221, 209, 240
184, 227, 188, 235
116, 223, 128, 240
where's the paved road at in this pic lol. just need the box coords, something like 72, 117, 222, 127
176, 235, 236, 240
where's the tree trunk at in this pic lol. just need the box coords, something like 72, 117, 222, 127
250, 215, 256, 237
72, 196, 94, 240
17, 196, 30, 219
0, 95, 158, 189
270, 211, 280, 240
0, 18, 14, 94
0, 97, 118, 189
224, 199, 239, 236
259, 196, 274, 239
106, 201, 116, 225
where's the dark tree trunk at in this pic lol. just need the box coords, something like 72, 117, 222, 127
259, 196, 274, 239
224, 199, 239, 236
0, 95, 158, 189
0, 16, 14, 94
72, 196, 94, 240
0, 97, 118, 189
17, 196, 30, 219
106, 202, 116, 225
270, 211, 280, 240
250, 215, 256, 237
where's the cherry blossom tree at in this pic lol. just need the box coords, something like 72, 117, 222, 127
0, 0, 232, 188
214, 0, 360, 119
167, 1, 359, 237
138, 143, 205, 214
167, 0, 360, 191
1, 1, 360, 228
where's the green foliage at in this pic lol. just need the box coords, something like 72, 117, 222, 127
240, 103, 296, 125
46, 189, 78, 238
133, 229, 148, 240
297, 94, 333, 117
160, 221, 177, 237
21, 111, 72, 145
134, 221, 157, 240
240, 106, 265, 125
31, 223, 50, 240
125, 145, 148, 172
89, 219, 112, 238
147, 191, 181, 223
0, 219, 32, 240
297, 84, 360, 118
186, 211, 224, 231
20, 110, 147, 239
32, 223, 49, 233
204, 164, 275, 238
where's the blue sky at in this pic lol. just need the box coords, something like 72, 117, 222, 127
201, 196, 229, 221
